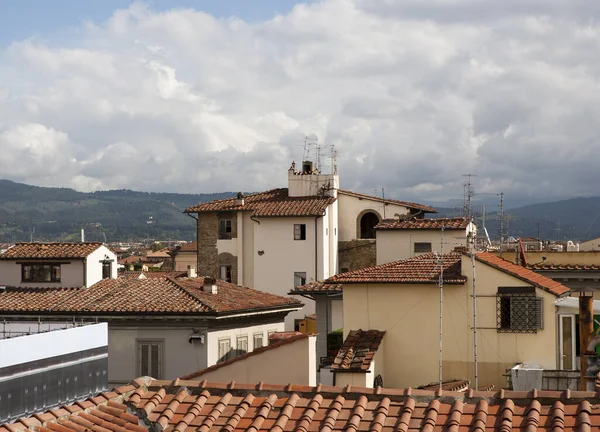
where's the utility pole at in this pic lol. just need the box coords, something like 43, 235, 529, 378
499, 192, 504, 257
438, 226, 444, 390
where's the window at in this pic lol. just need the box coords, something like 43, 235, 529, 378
138, 341, 163, 379
220, 265, 232, 282
496, 287, 543, 333
414, 242, 432, 253
294, 224, 306, 240
218, 338, 232, 362
359, 212, 379, 239
219, 219, 232, 240
102, 262, 112, 279
294, 271, 307, 287
253, 333, 264, 349
22, 263, 61, 283
237, 335, 248, 354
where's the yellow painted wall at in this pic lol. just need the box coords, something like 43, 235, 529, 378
174, 252, 197, 271
342, 256, 559, 389
497, 251, 600, 266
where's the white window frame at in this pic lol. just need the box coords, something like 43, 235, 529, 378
237, 335, 248, 354
218, 337, 231, 362
253, 332, 264, 350
559, 314, 576, 370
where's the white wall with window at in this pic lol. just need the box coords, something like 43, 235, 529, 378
205, 321, 284, 366
86, 245, 118, 287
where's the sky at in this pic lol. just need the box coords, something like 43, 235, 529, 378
0, 0, 599, 207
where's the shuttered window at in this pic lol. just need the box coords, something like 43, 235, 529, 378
138, 341, 163, 379
497, 287, 543, 333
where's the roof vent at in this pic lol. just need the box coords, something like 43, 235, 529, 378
203, 277, 218, 294
236, 191, 245, 206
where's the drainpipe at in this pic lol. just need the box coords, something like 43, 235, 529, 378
187, 213, 199, 273
83, 258, 87, 287
315, 217, 319, 281
580, 293, 594, 390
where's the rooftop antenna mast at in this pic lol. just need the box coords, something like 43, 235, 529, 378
463, 173, 478, 389
463, 174, 476, 220
499, 192, 505, 257
438, 225, 445, 390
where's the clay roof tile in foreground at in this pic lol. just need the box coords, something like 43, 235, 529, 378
476, 252, 570, 296
375, 217, 470, 230
331, 329, 386, 372
185, 188, 335, 217
0, 277, 302, 316
8, 378, 600, 432
529, 263, 600, 271
325, 252, 467, 284
0, 242, 104, 260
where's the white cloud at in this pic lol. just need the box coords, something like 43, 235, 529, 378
0, 0, 599, 205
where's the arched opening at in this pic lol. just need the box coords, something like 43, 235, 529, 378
360, 212, 379, 239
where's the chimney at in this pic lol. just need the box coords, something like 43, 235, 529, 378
302, 160, 315, 174
187, 266, 197, 278
236, 191, 245, 206
81, 229, 85, 242
203, 277, 218, 294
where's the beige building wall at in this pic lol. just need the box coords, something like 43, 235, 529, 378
342, 257, 559, 389
174, 252, 197, 271
242, 213, 255, 287
337, 194, 412, 242
579, 238, 600, 252
376, 228, 470, 265
0, 260, 85, 288
189, 335, 317, 386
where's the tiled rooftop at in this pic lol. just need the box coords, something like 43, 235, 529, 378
417, 380, 495, 393
337, 189, 437, 213
375, 217, 470, 230
332, 329, 386, 372
185, 188, 335, 217
119, 271, 187, 279
180, 333, 311, 380
178, 241, 197, 252
477, 252, 570, 296
325, 252, 467, 284
8, 378, 600, 432
529, 263, 600, 271
145, 249, 171, 258
289, 280, 344, 294
0, 242, 103, 260
0, 277, 302, 316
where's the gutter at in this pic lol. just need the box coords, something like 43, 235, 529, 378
315, 216, 319, 282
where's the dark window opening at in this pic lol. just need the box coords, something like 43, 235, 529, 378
294, 224, 306, 240
414, 242, 433, 253
102, 262, 112, 279
294, 271, 307, 287
138, 341, 162, 379
220, 265, 232, 282
219, 219, 232, 239
22, 263, 61, 283
497, 291, 543, 333
360, 212, 379, 239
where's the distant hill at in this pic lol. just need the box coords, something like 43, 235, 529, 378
434, 197, 600, 242
2, 179, 600, 243
0, 180, 236, 243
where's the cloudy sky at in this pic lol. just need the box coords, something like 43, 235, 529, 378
0, 0, 598, 206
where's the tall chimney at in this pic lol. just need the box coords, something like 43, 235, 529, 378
203, 277, 218, 294
81, 229, 85, 242
187, 266, 197, 278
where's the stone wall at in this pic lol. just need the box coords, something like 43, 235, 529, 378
338, 239, 376, 273
197, 213, 219, 279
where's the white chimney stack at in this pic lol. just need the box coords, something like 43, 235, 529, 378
203, 277, 218, 294
81, 229, 85, 242
187, 266, 197, 278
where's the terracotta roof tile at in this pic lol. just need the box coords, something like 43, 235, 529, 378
9, 378, 600, 432
0, 243, 103, 260
331, 329, 385, 372
325, 252, 467, 284
476, 252, 570, 296
185, 188, 335, 217
289, 281, 344, 294
529, 263, 600, 271
337, 189, 437, 213
178, 241, 197, 252
0, 277, 302, 316
375, 217, 470, 230
417, 380, 495, 392
119, 271, 187, 279
179, 333, 311, 380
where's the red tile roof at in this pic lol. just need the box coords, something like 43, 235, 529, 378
179, 333, 311, 380
325, 252, 467, 284
7, 378, 600, 432
477, 252, 570, 296
178, 241, 197, 252
529, 263, 600, 271
332, 329, 386, 372
0, 242, 103, 260
185, 188, 335, 217
0, 277, 302, 316
375, 217, 470, 230
338, 189, 437, 213
289, 280, 344, 294
119, 271, 187, 279
145, 248, 171, 258
417, 379, 495, 392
